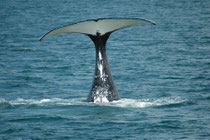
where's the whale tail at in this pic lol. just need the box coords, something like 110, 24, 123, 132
39, 18, 155, 102
39, 18, 155, 41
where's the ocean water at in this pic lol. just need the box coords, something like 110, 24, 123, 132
0, 0, 210, 139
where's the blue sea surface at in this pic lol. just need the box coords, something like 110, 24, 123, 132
0, 0, 210, 139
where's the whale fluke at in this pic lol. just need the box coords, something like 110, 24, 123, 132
39, 18, 155, 41
39, 18, 155, 102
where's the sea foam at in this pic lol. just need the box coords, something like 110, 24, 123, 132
0, 96, 187, 109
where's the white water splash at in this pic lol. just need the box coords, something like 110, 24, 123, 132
0, 96, 187, 109
106, 97, 187, 108
94, 95, 109, 103
0, 98, 86, 107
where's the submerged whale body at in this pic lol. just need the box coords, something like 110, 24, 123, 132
39, 18, 156, 102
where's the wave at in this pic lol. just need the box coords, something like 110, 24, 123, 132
0, 96, 187, 109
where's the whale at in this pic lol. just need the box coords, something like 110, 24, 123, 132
39, 18, 156, 103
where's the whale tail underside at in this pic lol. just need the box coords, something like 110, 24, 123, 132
39, 18, 155, 41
